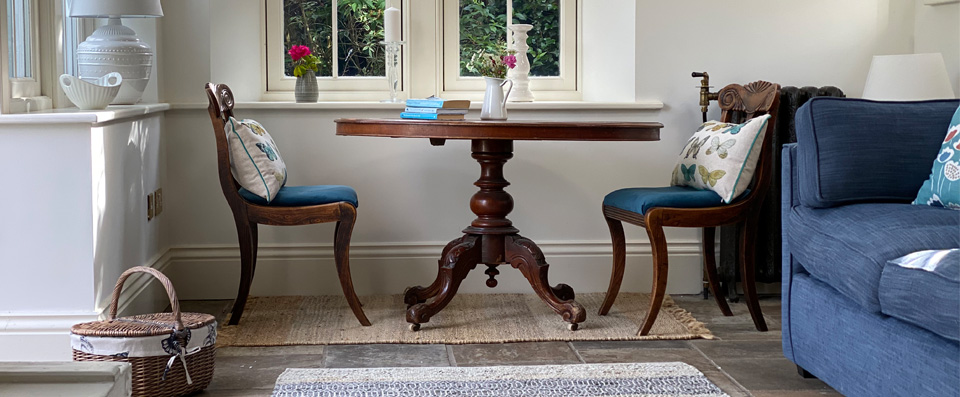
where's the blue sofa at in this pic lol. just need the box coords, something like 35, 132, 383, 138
782, 98, 960, 397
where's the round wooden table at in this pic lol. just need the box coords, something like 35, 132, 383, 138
335, 118, 662, 330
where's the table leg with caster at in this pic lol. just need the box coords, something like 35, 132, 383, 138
406, 235, 481, 331
506, 235, 586, 330
404, 238, 465, 307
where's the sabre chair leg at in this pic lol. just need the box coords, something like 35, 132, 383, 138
740, 217, 767, 332
702, 227, 733, 316
334, 205, 371, 326
638, 215, 669, 336
229, 218, 256, 325
599, 216, 626, 316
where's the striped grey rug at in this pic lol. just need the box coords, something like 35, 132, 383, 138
272, 362, 728, 396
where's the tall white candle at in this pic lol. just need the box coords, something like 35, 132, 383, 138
384, 7, 400, 42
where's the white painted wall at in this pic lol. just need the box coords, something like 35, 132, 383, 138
914, 1, 960, 94
156, 1, 919, 300
0, 114, 167, 361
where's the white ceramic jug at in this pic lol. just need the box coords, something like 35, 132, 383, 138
481, 77, 513, 120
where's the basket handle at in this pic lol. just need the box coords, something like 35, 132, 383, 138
108, 266, 184, 331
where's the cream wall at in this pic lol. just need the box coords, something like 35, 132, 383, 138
915, 1, 960, 93
156, 0, 923, 300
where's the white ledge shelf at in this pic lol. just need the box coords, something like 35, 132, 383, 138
0, 103, 170, 126
169, 100, 664, 111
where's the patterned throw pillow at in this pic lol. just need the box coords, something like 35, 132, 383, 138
671, 115, 771, 203
224, 117, 287, 203
914, 106, 960, 210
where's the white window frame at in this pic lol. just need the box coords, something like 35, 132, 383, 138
440, 0, 579, 100
1, 0, 42, 113
261, 0, 580, 102
262, 0, 407, 101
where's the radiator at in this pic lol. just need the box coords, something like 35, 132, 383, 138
716, 86, 845, 297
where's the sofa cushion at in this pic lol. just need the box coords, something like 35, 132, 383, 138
879, 249, 960, 342
795, 98, 960, 208
913, 105, 960, 210
787, 203, 960, 312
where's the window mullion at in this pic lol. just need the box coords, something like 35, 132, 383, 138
505, 0, 512, 51
331, 0, 338, 79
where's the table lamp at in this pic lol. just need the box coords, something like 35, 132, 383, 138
71, 0, 163, 105
862, 53, 956, 100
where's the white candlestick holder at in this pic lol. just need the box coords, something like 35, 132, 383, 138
381, 41, 405, 103
507, 24, 534, 102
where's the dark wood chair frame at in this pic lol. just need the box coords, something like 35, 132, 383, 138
204, 83, 370, 326
599, 81, 781, 336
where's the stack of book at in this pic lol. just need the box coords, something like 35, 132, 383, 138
401, 97, 470, 120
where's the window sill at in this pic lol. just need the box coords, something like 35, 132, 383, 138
169, 100, 664, 111
0, 103, 170, 126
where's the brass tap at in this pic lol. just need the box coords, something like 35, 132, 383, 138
692, 72, 719, 122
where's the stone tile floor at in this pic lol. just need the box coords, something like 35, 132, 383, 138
186, 296, 840, 396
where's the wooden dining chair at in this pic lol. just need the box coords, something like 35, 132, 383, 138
599, 81, 780, 335
204, 83, 370, 326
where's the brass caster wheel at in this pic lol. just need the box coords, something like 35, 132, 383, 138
409, 323, 421, 331
568, 323, 579, 331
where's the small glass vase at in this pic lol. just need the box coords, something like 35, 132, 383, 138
295, 72, 319, 103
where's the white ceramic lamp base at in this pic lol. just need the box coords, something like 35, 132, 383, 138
76, 18, 152, 105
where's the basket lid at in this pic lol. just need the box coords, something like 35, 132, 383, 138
71, 312, 216, 337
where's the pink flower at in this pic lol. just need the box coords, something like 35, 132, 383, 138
502, 54, 517, 69
288, 45, 311, 62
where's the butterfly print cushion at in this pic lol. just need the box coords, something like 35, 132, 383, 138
671, 115, 772, 203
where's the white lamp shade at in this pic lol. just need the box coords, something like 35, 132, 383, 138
862, 53, 956, 100
70, 0, 163, 18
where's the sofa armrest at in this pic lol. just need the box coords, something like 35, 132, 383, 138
781, 143, 801, 362
795, 97, 959, 208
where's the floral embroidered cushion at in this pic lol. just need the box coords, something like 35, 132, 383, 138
671, 114, 772, 203
224, 117, 287, 203
913, 106, 960, 210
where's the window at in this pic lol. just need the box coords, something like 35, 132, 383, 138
442, 0, 578, 99
1, 0, 41, 112
265, 0, 398, 100
264, 0, 579, 101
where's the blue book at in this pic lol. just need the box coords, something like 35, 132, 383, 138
403, 107, 468, 115
400, 112, 465, 120
405, 97, 470, 109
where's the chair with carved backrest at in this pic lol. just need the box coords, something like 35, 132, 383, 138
204, 83, 370, 326
599, 81, 780, 335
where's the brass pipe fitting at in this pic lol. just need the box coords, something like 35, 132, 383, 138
692, 72, 719, 121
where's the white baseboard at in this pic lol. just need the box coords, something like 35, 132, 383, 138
163, 239, 707, 299
0, 252, 171, 362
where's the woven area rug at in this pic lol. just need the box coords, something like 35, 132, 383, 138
273, 362, 728, 396
217, 293, 712, 346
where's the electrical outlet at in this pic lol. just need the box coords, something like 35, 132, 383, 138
154, 188, 163, 216
147, 193, 154, 221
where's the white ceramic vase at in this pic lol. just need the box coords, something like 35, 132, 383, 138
507, 24, 534, 102
481, 77, 513, 120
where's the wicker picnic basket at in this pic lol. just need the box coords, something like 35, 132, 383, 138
71, 266, 217, 397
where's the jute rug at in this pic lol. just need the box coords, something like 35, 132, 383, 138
273, 362, 728, 396
217, 293, 713, 347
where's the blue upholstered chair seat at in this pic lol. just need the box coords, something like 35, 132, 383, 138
239, 185, 358, 207
603, 186, 747, 214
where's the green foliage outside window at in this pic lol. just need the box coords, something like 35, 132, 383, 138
283, 0, 386, 77
459, 0, 560, 77
282, 0, 561, 78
